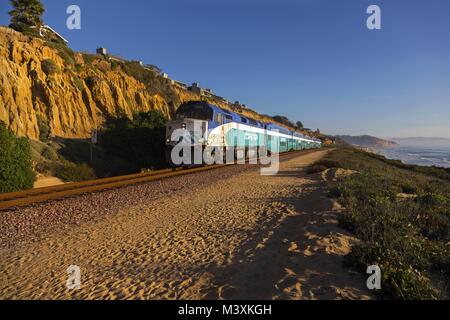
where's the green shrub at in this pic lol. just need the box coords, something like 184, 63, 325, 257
345, 244, 439, 300
46, 40, 75, 66
73, 76, 84, 91
41, 146, 59, 161
111, 60, 122, 71
122, 61, 179, 106
0, 122, 36, 193
53, 161, 96, 182
419, 212, 449, 241
417, 193, 448, 207
29, 139, 48, 161
74, 64, 83, 72
401, 182, 417, 194
99, 110, 168, 170
34, 160, 50, 174
41, 59, 60, 75
10, 24, 40, 37
37, 115, 50, 141
324, 147, 450, 299
82, 53, 98, 65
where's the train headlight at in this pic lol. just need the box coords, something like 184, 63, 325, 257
181, 123, 187, 129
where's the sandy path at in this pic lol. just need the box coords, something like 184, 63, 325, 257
0, 150, 372, 300
33, 176, 65, 189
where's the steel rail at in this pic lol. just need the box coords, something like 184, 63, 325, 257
0, 149, 319, 211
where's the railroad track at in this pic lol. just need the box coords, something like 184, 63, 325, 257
0, 149, 320, 211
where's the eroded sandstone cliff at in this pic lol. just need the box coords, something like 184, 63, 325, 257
0, 26, 318, 142
0, 27, 195, 140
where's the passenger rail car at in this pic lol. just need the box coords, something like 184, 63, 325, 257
165, 101, 322, 163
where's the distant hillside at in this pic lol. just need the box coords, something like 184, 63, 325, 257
336, 135, 398, 148
391, 137, 450, 148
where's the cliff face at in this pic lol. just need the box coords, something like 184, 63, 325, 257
0, 27, 183, 140
0, 26, 322, 141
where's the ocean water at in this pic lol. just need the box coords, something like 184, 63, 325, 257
378, 145, 450, 168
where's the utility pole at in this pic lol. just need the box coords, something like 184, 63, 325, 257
90, 129, 97, 165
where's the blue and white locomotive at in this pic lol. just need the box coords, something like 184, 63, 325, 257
165, 101, 322, 163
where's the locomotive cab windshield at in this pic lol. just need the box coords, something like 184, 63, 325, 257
166, 102, 211, 154
176, 102, 213, 121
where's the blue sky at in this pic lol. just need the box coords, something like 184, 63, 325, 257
1, 0, 449, 138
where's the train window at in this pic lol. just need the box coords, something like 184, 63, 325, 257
176, 103, 213, 121
215, 113, 223, 124
248, 118, 258, 126
241, 117, 248, 124
225, 115, 233, 122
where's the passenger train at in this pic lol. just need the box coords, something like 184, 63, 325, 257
165, 101, 322, 164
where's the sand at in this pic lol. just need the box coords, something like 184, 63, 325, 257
33, 176, 65, 189
0, 150, 372, 300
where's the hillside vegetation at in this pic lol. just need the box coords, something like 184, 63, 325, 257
1, 3, 330, 190
313, 148, 449, 299
0, 122, 35, 193
0, 24, 330, 188
29, 109, 169, 182
0, 26, 174, 140
336, 135, 398, 148
0, 26, 323, 142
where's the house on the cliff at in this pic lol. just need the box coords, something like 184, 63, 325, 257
172, 80, 188, 90
158, 73, 188, 91
96, 48, 129, 64
96, 47, 107, 55
188, 83, 231, 104
38, 25, 68, 44
189, 83, 214, 97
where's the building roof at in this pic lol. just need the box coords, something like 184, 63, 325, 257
40, 25, 68, 44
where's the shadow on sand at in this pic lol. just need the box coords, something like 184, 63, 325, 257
196, 168, 373, 300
